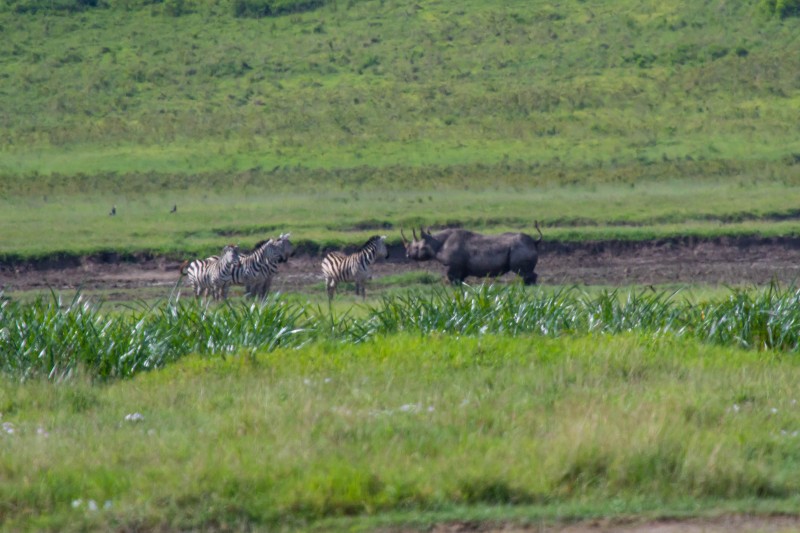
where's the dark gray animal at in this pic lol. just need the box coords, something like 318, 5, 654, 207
401, 223, 543, 285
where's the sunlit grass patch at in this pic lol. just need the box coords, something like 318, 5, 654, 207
3, 334, 800, 530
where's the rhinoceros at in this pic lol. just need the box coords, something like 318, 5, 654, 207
401, 223, 543, 285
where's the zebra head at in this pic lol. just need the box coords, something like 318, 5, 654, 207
277, 233, 294, 261
249, 238, 287, 264
365, 235, 389, 260
220, 244, 241, 267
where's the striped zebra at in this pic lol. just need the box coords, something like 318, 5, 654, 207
321, 235, 389, 301
180, 244, 240, 300
229, 234, 292, 299
245, 233, 294, 298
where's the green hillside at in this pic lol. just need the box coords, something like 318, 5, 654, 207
2, 0, 799, 188
0, 0, 799, 257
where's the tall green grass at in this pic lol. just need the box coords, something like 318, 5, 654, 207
0, 291, 309, 381
3, 284, 800, 381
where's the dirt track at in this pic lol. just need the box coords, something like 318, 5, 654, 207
2, 236, 800, 295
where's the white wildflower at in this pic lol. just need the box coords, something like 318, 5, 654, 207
124, 413, 144, 422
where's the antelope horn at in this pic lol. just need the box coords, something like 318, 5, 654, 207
412, 228, 418, 240
400, 228, 409, 245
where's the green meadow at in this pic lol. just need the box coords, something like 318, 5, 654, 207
4, 323, 800, 530
2, 0, 800, 530
1, 0, 799, 259
3, 180, 800, 260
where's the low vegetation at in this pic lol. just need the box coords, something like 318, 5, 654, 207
3, 180, 800, 261
3, 331, 800, 530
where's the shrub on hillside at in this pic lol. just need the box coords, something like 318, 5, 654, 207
8, 0, 99, 13
231, 0, 327, 18
760, 0, 800, 18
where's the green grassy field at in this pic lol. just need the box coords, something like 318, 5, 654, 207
1, 0, 799, 260
2, 0, 800, 530
4, 332, 800, 531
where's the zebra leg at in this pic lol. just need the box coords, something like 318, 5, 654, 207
260, 277, 272, 299
326, 279, 336, 301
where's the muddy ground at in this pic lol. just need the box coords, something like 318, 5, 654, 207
2, 236, 800, 296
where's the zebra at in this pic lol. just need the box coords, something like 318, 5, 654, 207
229, 236, 289, 299
180, 244, 240, 300
243, 233, 294, 298
321, 235, 389, 301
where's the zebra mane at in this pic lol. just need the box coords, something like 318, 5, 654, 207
250, 238, 274, 251
362, 235, 385, 248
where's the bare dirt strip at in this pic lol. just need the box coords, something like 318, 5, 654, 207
2, 236, 800, 296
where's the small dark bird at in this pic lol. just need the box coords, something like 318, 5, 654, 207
109, 205, 116, 216
170, 204, 177, 214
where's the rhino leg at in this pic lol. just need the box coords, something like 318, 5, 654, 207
446, 268, 466, 285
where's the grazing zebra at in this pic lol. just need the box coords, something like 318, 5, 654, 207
180, 244, 240, 300
321, 235, 389, 301
243, 233, 294, 298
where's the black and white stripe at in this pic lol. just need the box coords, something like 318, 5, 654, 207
321, 235, 388, 301
229, 234, 291, 298
245, 233, 294, 298
181, 244, 240, 300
